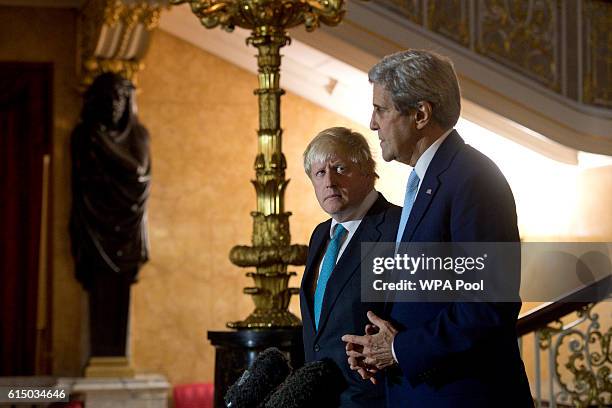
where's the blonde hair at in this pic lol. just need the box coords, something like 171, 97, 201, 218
303, 127, 377, 178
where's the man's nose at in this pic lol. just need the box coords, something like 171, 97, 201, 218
370, 113, 379, 130
324, 170, 337, 187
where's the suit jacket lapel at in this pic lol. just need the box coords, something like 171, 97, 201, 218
315, 194, 389, 338
301, 221, 330, 333
402, 131, 464, 242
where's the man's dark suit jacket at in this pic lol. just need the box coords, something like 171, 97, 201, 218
387, 131, 533, 407
301, 193, 400, 408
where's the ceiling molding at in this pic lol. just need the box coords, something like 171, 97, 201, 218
289, 1, 612, 155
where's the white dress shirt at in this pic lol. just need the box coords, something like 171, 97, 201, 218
391, 128, 454, 362
412, 128, 453, 195
316, 189, 379, 281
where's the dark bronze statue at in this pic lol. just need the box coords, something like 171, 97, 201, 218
70, 72, 151, 358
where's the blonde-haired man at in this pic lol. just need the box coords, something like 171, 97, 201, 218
300, 127, 400, 407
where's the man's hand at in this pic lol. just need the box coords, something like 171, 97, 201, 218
347, 321, 381, 383
342, 311, 398, 383
346, 339, 379, 384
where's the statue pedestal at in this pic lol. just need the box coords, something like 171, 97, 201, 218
59, 374, 170, 408
85, 356, 135, 378
208, 328, 304, 408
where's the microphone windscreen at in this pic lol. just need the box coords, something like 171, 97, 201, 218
224, 347, 291, 408
263, 358, 346, 408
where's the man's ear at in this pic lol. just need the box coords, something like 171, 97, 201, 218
414, 101, 433, 130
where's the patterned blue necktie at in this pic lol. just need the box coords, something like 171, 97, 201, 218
396, 169, 420, 249
314, 224, 347, 330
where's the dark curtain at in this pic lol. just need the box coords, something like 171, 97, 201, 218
0, 62, 52, 375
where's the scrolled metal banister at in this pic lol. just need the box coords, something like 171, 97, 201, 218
516, 276, 612, 408
517, 275, 612, 336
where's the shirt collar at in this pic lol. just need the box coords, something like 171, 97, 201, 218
413, 128, 454, 182
330, 189, 378, 238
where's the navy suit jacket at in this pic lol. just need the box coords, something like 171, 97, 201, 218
301, 193, 401, 408
387, 131, 533, 407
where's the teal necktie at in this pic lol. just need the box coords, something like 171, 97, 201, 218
396, 170, 420, 249
314, 224, 347, 330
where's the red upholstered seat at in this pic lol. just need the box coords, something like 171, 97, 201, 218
173, 382, 214, 408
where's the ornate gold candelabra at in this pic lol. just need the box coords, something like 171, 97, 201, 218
170, 0, 346, 328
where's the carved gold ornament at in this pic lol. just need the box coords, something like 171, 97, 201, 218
582, 0, 612, 108
78, 0, 166, 89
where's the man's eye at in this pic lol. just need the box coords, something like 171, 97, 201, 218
315, 170, 325, 177
336, 166, 346, 174
374, 106, 384, 113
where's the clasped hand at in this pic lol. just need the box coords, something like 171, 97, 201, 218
341, 311, 398, 384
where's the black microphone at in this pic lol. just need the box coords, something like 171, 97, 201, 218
224, 347, 291, 408
263, 358, 347, 408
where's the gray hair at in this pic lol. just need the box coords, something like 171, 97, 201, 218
368, 49, 461, 130
303, 127, 377, 178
